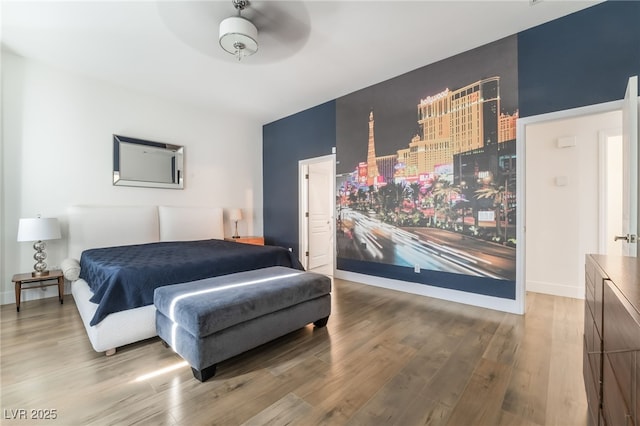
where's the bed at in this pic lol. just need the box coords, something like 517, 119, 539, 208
67, 205, 302, 355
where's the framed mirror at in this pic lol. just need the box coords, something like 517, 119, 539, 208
113, 135, 184, 189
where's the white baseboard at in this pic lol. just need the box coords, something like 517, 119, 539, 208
526, 280, 584, 299
334, 269, 524, 314
1, 290, 14, 305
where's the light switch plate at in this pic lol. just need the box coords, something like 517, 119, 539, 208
557, 136, 576, 148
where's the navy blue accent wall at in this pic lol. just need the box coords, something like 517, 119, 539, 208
518, 1, 640, 117
262, 101, 336, 256
263, 1, 639, 297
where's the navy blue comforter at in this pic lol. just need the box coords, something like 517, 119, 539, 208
79, 240, 303, 325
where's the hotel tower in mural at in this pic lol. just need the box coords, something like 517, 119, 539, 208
361, 77, 518, 185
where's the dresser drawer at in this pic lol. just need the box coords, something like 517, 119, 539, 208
603, 279, 640, 425
584, 255, 640, 426
586, 256, 605, 338
602, 357, 634, 426
583, 340, 601, 426
584, 314, 602, 389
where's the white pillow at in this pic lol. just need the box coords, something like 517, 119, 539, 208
61, 258, 81, 281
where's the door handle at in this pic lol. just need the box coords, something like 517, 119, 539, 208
614, 234, 638, 243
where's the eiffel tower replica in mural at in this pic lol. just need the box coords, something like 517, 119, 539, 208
366, 110, 380, 187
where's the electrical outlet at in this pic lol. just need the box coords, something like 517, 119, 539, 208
414, 264, 420, 273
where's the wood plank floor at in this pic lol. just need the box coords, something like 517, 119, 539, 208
0, 279, 588, 425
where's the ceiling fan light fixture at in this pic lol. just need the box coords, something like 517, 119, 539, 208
219, 14, 258, 61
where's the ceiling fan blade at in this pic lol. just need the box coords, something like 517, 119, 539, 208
157, 1, 311, 64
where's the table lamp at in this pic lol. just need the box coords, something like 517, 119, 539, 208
17, 216, 62, 277
229, 208, 242, 239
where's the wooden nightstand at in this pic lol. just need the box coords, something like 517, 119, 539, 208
11, 270, 64, 312
224, 236, 265, 246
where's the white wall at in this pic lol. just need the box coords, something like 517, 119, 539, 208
1, 51, 264, 304
525, 110, 621, 299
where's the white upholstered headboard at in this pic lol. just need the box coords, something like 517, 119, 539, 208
67, 205, 224, 260
68, 205, 159, 260
158, 206, 224, 242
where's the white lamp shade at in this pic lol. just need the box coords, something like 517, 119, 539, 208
219, 16, 258, 56
17, 217, 61, 242
229, 209, 243, 222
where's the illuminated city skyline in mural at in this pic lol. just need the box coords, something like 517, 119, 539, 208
336, 35, 518, 283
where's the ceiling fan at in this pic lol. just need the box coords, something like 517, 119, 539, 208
219, 0, 258, 61
156, 0, 311, 64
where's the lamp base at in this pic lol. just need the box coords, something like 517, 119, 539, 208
32, 241, 49, 277
232, 221, 240, 239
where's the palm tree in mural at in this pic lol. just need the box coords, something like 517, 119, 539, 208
368, 185, 378, 210
378, 182, 402, 214
475, 184, 507, 240
436, 203, 459, 229
348, 191, 358, 207
409, 182, 421, 208
419, 186, 436, 226
376, 184, 391, 215
431, 179, 461, 227
358, 188, 367, 210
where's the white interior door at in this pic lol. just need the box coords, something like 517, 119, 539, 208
307, 159, 333, 271
621, 75, 638, 256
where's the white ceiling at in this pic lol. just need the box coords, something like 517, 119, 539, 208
2, 0, 602, 125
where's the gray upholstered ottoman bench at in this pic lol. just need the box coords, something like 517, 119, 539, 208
154, 266, 331, 382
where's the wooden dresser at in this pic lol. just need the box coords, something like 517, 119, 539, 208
584, 254, 640, 426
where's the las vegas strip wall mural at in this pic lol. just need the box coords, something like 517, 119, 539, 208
336, 35, 518, 298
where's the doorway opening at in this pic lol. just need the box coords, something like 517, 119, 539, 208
599, 131, 624, 256
518, 96, 634, 308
